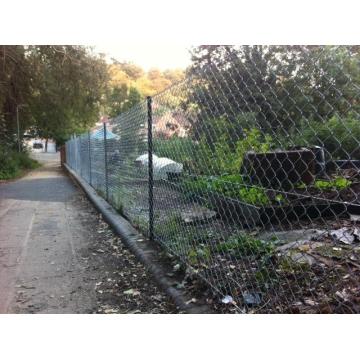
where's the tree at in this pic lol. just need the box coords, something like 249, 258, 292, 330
107, 84, 141, 117
28, 46, 109, 148
0, 46, 32, 147
187, 45, 360, 143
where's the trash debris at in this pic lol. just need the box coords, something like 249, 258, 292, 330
221, 295, 234, 304
290, 252, 316, 266
173, 263, 181, 272
350, 214, 360, 223
330, 228, 355, 244
353, 228, 360, 239
104, 308, 119, 314
243, 292, 261, 306
181, 208, 217, 224
185, 298, 197, 305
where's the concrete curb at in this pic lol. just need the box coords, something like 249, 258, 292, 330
64, 164, 208, 313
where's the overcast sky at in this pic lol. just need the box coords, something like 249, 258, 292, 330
94, 43, 193, 70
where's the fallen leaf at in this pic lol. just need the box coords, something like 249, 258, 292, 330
304, 299, 318, 306
335, 289, 350, 302
123, 289, 140, 296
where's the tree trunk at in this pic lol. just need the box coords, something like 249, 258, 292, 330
45, 138, 48, 152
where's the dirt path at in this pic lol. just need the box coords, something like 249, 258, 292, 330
0, 153, 176, 313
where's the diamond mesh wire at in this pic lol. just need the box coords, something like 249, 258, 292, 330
106, 101, 149, 234
89, 126, 106, 195
66, 45, 360, 313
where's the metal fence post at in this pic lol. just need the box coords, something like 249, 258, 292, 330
104, 122, 109, 201
88, 130, 92, 185
147, 96, 154, 241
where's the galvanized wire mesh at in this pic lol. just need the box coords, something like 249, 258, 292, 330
106, 101, 149, 234
66, 45, 360, 313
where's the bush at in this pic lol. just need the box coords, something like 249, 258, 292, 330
0, 146, 40, 180
154, 113, 274, 176
196, 127, 273, 175
182, 174, 271, 206
294, 114, 360, 159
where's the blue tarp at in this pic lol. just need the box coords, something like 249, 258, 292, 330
90, 129, 119, 140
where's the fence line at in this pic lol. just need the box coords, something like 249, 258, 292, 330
66, 46, 360, 313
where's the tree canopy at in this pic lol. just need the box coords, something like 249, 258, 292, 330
0, 45, 108, 147
186, 45, 360, 142
0, 45, 185, 148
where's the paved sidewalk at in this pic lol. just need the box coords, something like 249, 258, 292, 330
0, 153, 175, 313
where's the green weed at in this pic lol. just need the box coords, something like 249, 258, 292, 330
215, 234, 275, 257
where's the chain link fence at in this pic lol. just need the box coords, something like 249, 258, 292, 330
66, 45, 360, 313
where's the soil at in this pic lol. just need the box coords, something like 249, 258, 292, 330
75, 195, 179, 314
93, 172, 360, 314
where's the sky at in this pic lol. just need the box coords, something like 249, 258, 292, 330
94, 43, 193, 70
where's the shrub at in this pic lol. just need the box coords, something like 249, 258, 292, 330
181, 174, 271, 206
0, 146, 40, 180
154, 114, 274, 176
294, 114, 360, 159
196, 127, 273, 175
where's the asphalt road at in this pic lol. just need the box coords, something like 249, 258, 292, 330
0, 152, 176, 313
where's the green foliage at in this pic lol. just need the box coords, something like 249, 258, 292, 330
294, 114, 360, 159
314, 177, 352, 191
187, 244, 211, 266
297, 176, 352, 191
153, 124, 273, 177
274, 194, 285, 203
196, 125, 273, 175
109, 61, 184, 98
26, 46, 109, 145
237, 187, 270, 206
189, 46, 360, 137
107, 85, 141, 117
214, 234, 274, 257
182, 175, 271, 206
0, 147, 40, 180
154, 215, 181, 240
